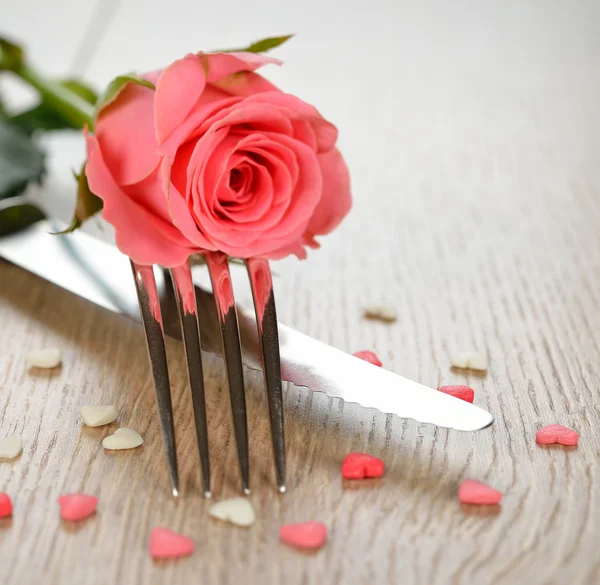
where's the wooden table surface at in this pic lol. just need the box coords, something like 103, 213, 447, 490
1, 1, 600, 584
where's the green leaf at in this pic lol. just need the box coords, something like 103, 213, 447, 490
0, 203, 45, 236
221, 34, 293, 54
61, 79, 98, 105
55, 163, 102, 233
8, 105, 75, 134
7, 78, 99, 135
0, 120, 45, 199
95, 74, 155, 119
0, 37, 24, 71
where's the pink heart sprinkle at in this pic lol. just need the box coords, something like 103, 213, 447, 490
0, 493, 12, 518
58, 494, 97, 521
341, 453, 385, 479
458, 480, 502, 505
150, 527, 195, 560
352, 350, 383, 367
536, 424, 579, 446
438, 385, 475, 403
280, 521, 327, 550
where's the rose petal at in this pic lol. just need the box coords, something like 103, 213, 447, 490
86, 134, 194, 267
204, 134, 294, 228
211, 71, 279, 97
291, 119, 318, 151
256, 134, 322, 239
244, 92, 338, 152
154, 54, 207, 145
202, 52, 281, 83
96, 82, 159, 186
197, 101, 295, 139
157, 91, 241, 156
187, 129, 231, 227
161, 160, 217, 252
306, 148, 352, 236
190, 133, 321, 258
126, 167, 182, 226
216, 160, 275, 224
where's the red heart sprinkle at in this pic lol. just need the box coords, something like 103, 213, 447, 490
150, 527, 195, 560
438, 385, 475, 403
458, 480, 502, 505
0, 493, 12, 518
58, 494, 97, 521
536, 424, 579, 446
353, 351, 383, 367
280, 521, 327, 550
341, 453, 385, 479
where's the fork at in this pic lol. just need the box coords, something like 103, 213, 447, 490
130, 252, 285, 497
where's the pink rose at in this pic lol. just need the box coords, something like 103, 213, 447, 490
85, 51, 351, 267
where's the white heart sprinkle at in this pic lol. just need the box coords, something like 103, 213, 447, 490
81, 405, 119, 427
363, 305, 398, 323
451, 352, 488, 372
27, 348, 62, 369
209, 498, 255, 527
0, 434, 23, 459
102, 428, 143, 450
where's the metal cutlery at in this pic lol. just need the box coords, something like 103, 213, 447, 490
0, 217, 495, 497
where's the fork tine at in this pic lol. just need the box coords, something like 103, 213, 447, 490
246, 258, 286, 493
170, 261, 211, 498
206, 253, 250, 494
130, 261, 179, 497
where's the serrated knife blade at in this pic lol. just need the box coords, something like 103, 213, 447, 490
0, 220, 493, 432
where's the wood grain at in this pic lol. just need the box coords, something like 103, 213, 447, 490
2, 0, 600, 583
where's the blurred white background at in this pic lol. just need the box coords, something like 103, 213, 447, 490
2, 0, 599, 374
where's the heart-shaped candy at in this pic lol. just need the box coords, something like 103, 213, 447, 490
150, 527, 194, 559
341, 453, 385, 479
27, 348, 62, 369
102, 428, 143, 450
209, 498, 255, 527
0, 493, 13, 518
59, 494, 98, 521
438, 385, 475, 403
81, 405, 119, 427
458, 480, 502, 505
0, 434, 23, 459
352, 351, 383, 367
535, 424, 578, 446
280, 521, 327, 550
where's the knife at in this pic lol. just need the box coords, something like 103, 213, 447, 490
0, 217, 493, 432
